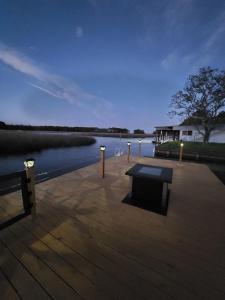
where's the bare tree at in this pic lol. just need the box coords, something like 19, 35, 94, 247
169, 67, 225, 143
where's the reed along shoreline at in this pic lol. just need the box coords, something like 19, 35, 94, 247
0, 131, 96, 155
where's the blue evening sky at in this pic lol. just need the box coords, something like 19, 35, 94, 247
1, 0, 225, 132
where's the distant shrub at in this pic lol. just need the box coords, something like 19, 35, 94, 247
133, 129, 145, 134
0, 121, 6, 129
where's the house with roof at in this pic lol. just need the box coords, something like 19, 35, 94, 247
154, 124, 225, 143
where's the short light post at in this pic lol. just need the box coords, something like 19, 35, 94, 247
127, 142, 131, 163
138, 139, 142, 157
179, 142, 184, 161
24, 158, 36, 217
99, 145, 106, 178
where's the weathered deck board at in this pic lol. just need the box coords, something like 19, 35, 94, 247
1, 156, 225, 300
0, 235, 51, 300
0, 205, 166, 300
0, 268, 20, 300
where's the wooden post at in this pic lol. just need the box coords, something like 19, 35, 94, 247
179, 142, 184, 161
24, 159, 36, 218
127, 142, 131, 163
99, 146, 105, 178
138, 140, 142, 157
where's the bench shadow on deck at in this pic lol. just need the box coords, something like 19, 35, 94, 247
1, 156, 225, 300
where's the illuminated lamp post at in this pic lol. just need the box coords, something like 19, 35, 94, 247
127, 142, 131, 163
138, 139, 142, 157
179, 142, 184, 161
24, 158, 36, 217
99, 145, 106, 178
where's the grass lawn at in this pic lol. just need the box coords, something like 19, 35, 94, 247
157, 141, 225, 184
0, 131, 96, 155
157, 141, 225, 158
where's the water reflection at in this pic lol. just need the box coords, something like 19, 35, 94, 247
0, 137, 154, 179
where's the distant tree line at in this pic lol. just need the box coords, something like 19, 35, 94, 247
0, 122, 130, 133
133, 129, 145, 134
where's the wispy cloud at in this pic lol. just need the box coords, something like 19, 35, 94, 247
206, 24, 225, 48
161, 53, 177, 70
137, 0, 194, 51
27, 82, 69, 102
0, 42, 114, 118
75, 26, 83, 38
0, 44, 45, 80
161, 51, 196, 71
205, 9, 225, 49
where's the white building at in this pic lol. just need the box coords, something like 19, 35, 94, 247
155, 124, 225, 143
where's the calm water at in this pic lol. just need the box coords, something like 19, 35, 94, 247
0, 137, 155, 185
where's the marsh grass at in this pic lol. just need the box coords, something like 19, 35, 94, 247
0, 131, 96, 154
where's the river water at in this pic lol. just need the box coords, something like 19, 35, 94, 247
0, 137, 154, 192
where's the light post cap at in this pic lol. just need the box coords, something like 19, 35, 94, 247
138, 139, 142, 143
127, 142, 131, 146
100, 145, 106, 151
24, 158, 35, 168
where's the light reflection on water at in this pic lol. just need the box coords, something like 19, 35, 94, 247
0, 137, 154, 178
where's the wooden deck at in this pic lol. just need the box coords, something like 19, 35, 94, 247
1, 156, 225, 300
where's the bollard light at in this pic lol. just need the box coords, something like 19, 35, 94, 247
99, 145, 106, 178
24, 158, 35, 168
127, 142, 131, 162
138, 139, 142, 157
179, 141, 184, 161
24, 158, 36, 217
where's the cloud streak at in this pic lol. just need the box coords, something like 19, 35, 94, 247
0, 42, 114, 117
0, 45, 45, 79
205, 10, 225, 48
75, 26, 83, 38
206, 25, 225, 48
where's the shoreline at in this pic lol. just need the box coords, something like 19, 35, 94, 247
0, 129, 155, 139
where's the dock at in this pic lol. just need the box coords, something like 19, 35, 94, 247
0, 156, 225, 300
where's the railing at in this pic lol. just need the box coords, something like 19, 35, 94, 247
0, 170, 32, 231
156, 137, 176, 144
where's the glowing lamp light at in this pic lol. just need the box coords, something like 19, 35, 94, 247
138, 139, 142, 143
180, 143, 184, 147
100, 145, 106, 151
24, 158, 35, 168
127, 142, 131, 146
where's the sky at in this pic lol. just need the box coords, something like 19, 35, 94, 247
1, 0, 225, 132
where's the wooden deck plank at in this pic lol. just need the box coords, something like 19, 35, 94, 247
0, 205, 164, 300
30, 211, 195, 300
38, 189, 225, 271
1, 156, 225, 300
21, 219, 166, 300
0, 237, 50, 300
29, 184, 225, 298
36, 186, 224, 273
0, 209, 82, 300
35, 200, 225, 300
5, 225, 108, 300
0, 268, 21, 300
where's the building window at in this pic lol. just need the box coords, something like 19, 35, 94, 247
182, 130, 192, 136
